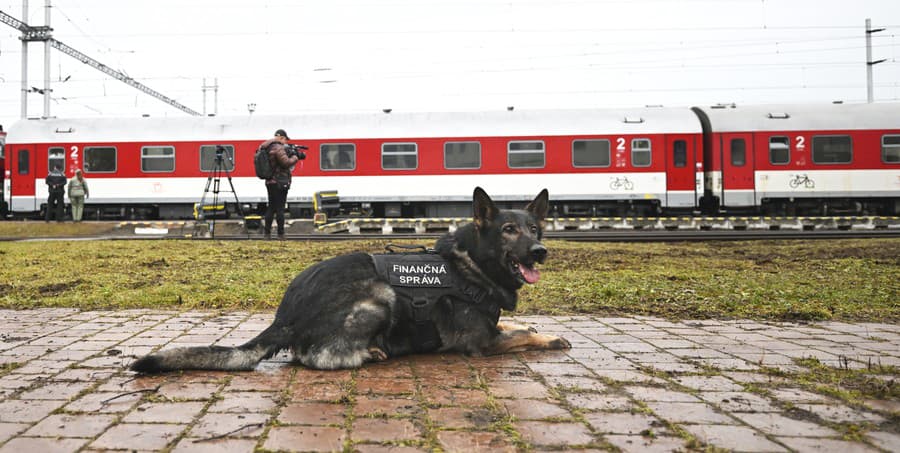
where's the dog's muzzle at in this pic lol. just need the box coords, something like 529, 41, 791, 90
530, 243, 548, 264
511, 243, 547, 285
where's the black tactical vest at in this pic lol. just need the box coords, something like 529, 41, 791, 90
370, 245, 489, 353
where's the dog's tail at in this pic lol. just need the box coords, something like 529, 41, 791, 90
129, 324, 290, 373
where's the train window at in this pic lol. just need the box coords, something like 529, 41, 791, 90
444, 142, 481, 169
673, 140, 687, 168
200, 145, 235, 172
730, 139, 746, 167
84, 147, 117, 173
508, 141, 545, 168
17, 149, 29, 175
572, 140, 611, 167
812, 135, 852, 164
48, 147, 65, 172
882, 135, 900, 163
769, 136, 790, 165
320, 144, 356, 171
631, 138, 651, 167
141, 146, 175, 173
382, 143, 417, 170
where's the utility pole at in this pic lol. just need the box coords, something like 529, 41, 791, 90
866, 18, 886, 103
1, 8, 201, 116
17, 0, 56, 118
42, 0, 51, 118
20, 0, 28, 118
202, 78, 218, 116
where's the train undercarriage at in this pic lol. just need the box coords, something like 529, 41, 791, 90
12, 195, 898, 221
702, 196, 899, 217
760, 197, 900, 217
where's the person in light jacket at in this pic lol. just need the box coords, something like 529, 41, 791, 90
67, 169, 89, 222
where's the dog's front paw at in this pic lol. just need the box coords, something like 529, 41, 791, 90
548, 336, 571, 350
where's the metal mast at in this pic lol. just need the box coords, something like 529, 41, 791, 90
202, 78, 219, 116
1, 8, 201, 117
42, 0, 50, 117
865, 18, 887, 104
19, 2, 28, 118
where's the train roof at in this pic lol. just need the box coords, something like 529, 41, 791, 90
11, 103, 894, 144
6, 108, 700, 144
692, 102, 900, 132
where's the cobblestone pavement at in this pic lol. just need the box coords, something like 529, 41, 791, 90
0, 309, 897, 452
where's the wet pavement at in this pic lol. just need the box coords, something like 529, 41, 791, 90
0, 309, 897, 452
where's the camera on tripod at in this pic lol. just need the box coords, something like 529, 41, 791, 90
214, 145, 233, 163
285, 144, 308, 160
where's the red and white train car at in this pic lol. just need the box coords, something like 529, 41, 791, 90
692, 103, 900, 215
4, 108, 704, 219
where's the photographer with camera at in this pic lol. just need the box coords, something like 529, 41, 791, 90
260, 129, 306, 240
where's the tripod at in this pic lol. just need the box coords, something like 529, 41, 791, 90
198, 146, 243, 238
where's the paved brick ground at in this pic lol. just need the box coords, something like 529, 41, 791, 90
0, 309, 897, 452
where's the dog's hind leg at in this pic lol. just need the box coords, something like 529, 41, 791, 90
481, 329, 571, 355
295, 283, 395, 370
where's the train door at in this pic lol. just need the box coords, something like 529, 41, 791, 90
11, 145, 38, 212
0, 131, 6, 216
719, 133, 755, 207
665, 135, 697, 208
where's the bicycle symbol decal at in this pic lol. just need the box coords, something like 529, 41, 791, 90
789, 174, 815, 189
609, 176, 634, 191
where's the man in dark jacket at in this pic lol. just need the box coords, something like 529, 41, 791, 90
261, 129, 299, 240
45, 165, 67, 222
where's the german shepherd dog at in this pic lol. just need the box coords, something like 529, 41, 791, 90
131, 187, 570, 373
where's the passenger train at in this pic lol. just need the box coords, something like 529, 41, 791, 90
2, 102, 899, 220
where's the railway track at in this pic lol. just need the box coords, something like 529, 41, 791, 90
317, 215, 900, 234
4, 216, 898, 242
174, 229, 900, 242
546, 229, 900, 242
104, 215, 900, 242
9, 228, 900, 243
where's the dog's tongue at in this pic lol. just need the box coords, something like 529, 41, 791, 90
519, 263, 541, 284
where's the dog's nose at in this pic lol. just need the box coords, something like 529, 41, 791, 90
530, 244, 548, 262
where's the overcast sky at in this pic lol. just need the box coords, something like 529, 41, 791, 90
0, 0, 898, 128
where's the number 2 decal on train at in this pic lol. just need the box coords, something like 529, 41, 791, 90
69, 146, 81, 168
615, 137, 627, 168
68, 145, 80, 173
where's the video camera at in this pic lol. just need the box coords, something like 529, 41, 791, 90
214, 145, 233, 162
285, 143, 308, 160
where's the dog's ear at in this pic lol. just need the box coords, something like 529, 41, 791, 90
525, 189, 549, 220
473, 187, 499, 229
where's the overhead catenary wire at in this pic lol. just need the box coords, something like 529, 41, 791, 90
0, 0, 896, 120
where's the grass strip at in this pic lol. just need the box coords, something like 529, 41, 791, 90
0, 238, 897, 322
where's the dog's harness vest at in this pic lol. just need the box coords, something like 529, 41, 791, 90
371, 245, 490, 353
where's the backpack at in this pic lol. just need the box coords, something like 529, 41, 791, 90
254, 144, 274, 179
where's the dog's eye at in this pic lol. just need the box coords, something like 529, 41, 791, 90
530, 225, 538, 234
503, 224, 517, 234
